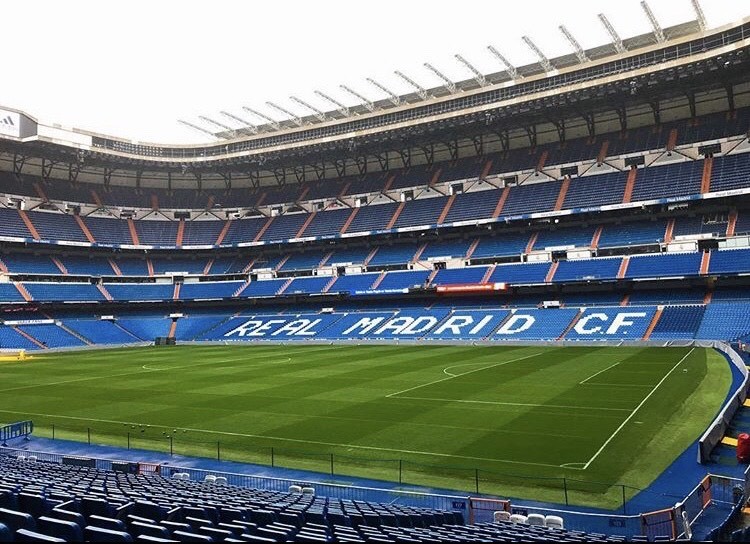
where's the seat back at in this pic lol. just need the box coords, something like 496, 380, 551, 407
37, 516, 83, 542
14, 529, 66, 543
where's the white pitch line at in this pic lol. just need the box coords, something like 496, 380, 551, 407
387, 351, 546, 398
581, 347, 696, 471
141, 356, 292, 371
579, 360, 623, 385
0, 409, 571, 470
393, 395, 632, 413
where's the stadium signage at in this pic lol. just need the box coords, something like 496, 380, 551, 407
0, 110, 20, 138
225, 318, 324, 337
218, 309, 653, 340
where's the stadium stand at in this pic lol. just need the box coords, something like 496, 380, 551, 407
1, 15, 750, 540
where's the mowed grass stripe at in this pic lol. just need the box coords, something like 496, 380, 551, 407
0, 344, 730, 503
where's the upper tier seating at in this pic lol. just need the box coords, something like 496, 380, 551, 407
630, 160, 703, 201
500, 180, 562, 217
562, 171, 627, 209
0, 154, 749, 250
444, 188, 502, 224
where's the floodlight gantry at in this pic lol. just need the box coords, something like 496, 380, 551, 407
266, 101, 304, 126
423, 63, 457, 93
487, 46, 519, 79
219, 111, 258, 134
313, 90, 351, 117
242, 106, 281, 130
640, 1, 665, 43
339, 85, 376, 112
394, 70, 431, 100
598, 13, 627, 53
559, 25, 589, 64
366, 78, 401, 106
454, 54, 487, 86
289, 96, 329, 122
522, 36, 553, 73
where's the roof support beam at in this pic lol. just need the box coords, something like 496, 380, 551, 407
266, 102, 304, 126
177, 119, 219, 139
198, 115, 236, 136
423, 63, 457, 93
487, 46, 519, 79
219, 111, 258, 134
242, 107, 281, 130
339, 85, 376, 112
394, 71, 430, 100
522, 36, 553, 72
366, 78, 401, 106
691, 0, 707, 31
559, 25, 589, 63
289, 96, 328, 121
454, 54, 487, 86
598, 13, 626, 53
640, 1, 665, 43
313, 90, 351, 117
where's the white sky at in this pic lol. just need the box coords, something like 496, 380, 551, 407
1, 1, 747, 144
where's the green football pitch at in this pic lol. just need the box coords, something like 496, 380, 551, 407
0, 344, 731, 508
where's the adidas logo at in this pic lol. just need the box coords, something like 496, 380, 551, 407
0, 115, 14, 126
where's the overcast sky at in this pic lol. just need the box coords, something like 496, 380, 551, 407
1, 1, 746, 144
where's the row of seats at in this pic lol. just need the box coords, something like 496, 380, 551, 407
2, 248, 748, 302
3, 300, 747, 350
1, 152, 749, 247
0, 454, 660, 542
0, 209, 742, 276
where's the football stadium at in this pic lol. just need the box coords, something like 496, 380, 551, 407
1, 1, 750, 541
